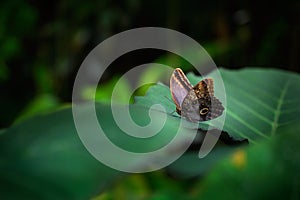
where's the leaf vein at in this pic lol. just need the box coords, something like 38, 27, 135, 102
230, 96, 273, 126
227, 109, 269, 139
226, 82, 275, 113
271, 80, 290, 136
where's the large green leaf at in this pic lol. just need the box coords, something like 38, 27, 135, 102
0, 108, 120, 199
1, 67, 299, 198
0, 103, 196, 199
136, 68, 300, 143
135, 68, 300, 177
210, 68, 299, 143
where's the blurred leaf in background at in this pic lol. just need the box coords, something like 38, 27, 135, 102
194, 122, 300, 199
81, 76, 133, 104
0, 107, 121, 199
1, 0, 299, 127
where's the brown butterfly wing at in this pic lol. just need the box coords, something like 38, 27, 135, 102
181, 78, 224, 122
181, 89, 201, 122
206, 96, 224, 120
192, 78, 214, 98
170, 68, 193, 113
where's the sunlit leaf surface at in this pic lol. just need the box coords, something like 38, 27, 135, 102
136, 68, 300, 143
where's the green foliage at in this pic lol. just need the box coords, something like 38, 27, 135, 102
14, 94, 61, 124
1, 0, 297, 128
0, 108, 120, 199
190, 68, 300, 143
0, 0, 298, 198
82, 76, 133, 104
1, 68, 300, 199
136, 68, 300, 143
195, 122, 300, 199
136, 67, 300, 178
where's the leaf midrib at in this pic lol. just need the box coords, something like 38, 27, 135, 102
271, 80, 290, 136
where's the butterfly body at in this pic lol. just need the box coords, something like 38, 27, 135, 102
170, 68, 224, 122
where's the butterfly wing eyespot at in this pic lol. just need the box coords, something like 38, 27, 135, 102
199, 107, 209, 115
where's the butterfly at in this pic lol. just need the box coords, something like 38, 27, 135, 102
170, 68, 224, 122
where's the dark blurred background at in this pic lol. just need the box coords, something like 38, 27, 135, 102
1, 0, 299, 128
